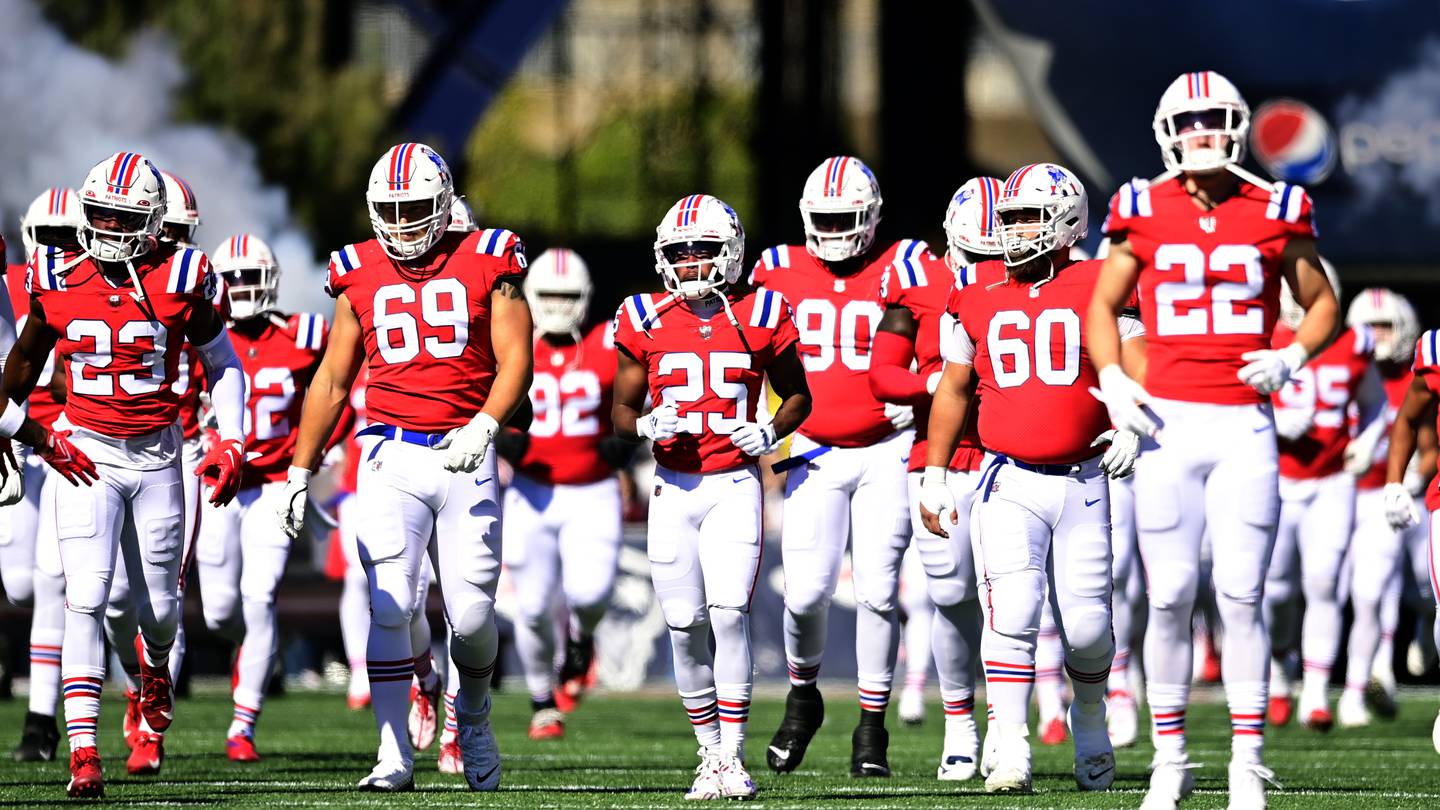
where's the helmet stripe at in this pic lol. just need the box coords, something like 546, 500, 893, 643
120, 153, 140, 192
1004, 164, 1036, 197
48, 188, 59, 215
556, 248, 567, 277
1202, 71, 1210, 96
833, 157, 848, 196
824, 157, 837, 196
401, 143, 415, 191
109, 153, 134, 194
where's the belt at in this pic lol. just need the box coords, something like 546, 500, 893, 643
356, 424, 448, 457
975, 453, 1099, 502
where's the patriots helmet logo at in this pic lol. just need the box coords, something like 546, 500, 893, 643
953, 188, 974, 208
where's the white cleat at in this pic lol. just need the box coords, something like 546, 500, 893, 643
1107, 690, 1139, 747
717, 755, 756, 799
357, 759, 415, 792
1076, 751, 1116, 791
685, 749, 724, 800
1071, 701, 1114, 791
1432, 710, 1440, 755
1141, 755, 1196, 810
983, 723, 1032, 794
898, 687, 925, 726
979, 726, 998, 777
937, 714, 980, 781
456, 695, 501, 791
1336, 690, 1371, 729
1226, 760, 1277, 810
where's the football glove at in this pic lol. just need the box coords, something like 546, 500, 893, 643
36, 430, 98, 486
278, 466, 310, 539
637, 403, 680, 442
885, 402, 915, 432
926, 371, 943, 395
1383, 482, 1421, 531
918, 466, 957, 538
436, 413, 499, 473
1273, 406, 1315, 442
1090, 365, 1160, 438
0, 439, 23, 507
1343, 425, 1382, 478
1091, 429, 1140, 479
196, 438, 245, 506
730, 423, 778, 456
1238, 343, 1308, 396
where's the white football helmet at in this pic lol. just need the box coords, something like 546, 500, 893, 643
1347, 287, 1420, 365
366, 142, 454, 260
77, 151, 166, 263
799, 156, 882, 262
21, 187, 84, 256
212, 234, 279, 320
654, 194, 745, 300
942, 176, 1003, 271
993, 163, 1088, 268
1279, 256, 1341, 330
1153, 71, 1250, 174
159, 170, 201, 247
447, 197, 478, 233
525, 248, 592, 335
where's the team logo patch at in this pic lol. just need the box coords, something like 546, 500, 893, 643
1198, 216, 1217, 233
1250, 99, 1337, 185
654, 484, 662, 498
699, 325, 712, 340
107, 294, 123, 308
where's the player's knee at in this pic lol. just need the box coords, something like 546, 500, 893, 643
987, 597, 1040, 641
2, 576, 34, 607
1144, 572, 1198, 614
662, 599, 709, 630
65, 577, 108, 615
203, 600, 242, 635
1300, 574, 1338, 605
925, 578, 974, 608
707, 605, 747, 637
369, 592, 414, 629
784, 586, 832, 618
566, 581, 615, 615
1062, 605, 1113, 657
855, 595, 897, 616
147, 594, 179, 630
448, 593, 496, 641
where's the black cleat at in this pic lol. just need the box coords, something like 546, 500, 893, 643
13, 711, 60, 762
766, 684, 824, 774
850, 722, 891, 777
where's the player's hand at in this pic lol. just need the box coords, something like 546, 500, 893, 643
730, 422, 778, 456
0, 439, 24, 506
277, 466, 310, 539
918, 466, 957, 538
1382, 482, 1421, 530
196, 438, 245, 506
1273, 406, 1315, 442
36, 430, 98, 486
436, 412, 499, 473
1090, 365, 1160, 438
637, 403, 680, 442
1090, 429, 1140, 479
885, 402, 915, 432
1343, 430, 1381, 478
1237, 343, 1308, 395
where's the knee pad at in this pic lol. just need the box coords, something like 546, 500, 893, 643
784, 587, 832, 619
368, 591, 415, 629
1060, 604, 1113, 657
660, 595, 708, 630
447, 592, 496, 641
986, 579, 1044, 640
855, 596, 897, 617
66, 576, 109, 615
925, 577, 975, 608
1144, 568, 1199, 614
203, 601, 242, 635
707, 605, 747, 636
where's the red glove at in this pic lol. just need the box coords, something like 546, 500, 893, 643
37, 431, 99, 486
196, 438, 244, 506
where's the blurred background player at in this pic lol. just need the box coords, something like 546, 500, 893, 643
1264, 261, 1384, 731
281, 142, 531, 793
869, 176, 1001, 780
497, 247, 628, 741
1089, 71, 1339, 810
755, 156, 923, 778
612, 193, 810, 800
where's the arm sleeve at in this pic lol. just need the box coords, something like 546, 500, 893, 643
195, 329, 246, 444
868, 329, 928, 406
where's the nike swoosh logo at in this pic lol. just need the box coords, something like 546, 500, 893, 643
857, 763, 887, 773
1254, 425, 1271, 433
1085, 498, 1101, 507
768, 746, 791, 762
475, 477, 492, 487
1086, 765, 1115, 780
943, 755, 975, 765
733, 476, 748, 483
470, 763, 500, 787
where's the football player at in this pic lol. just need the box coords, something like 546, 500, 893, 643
753, 156, 924, 777
1, 152, 248, 798
612, 193, 810, 799
280, 142, 531, 793
1342, 288, 1431, 725
868, 176, 1001, 779
195, 234, 336, 761
1088, 72, 1340, 809
921, 162, 1143, 794
1263, 262, 1384, 731
7, 189, 81, 763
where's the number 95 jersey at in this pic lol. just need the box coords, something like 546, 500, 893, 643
326, 228, 526, 433
613, 289, 799, 474
518, 322, 618, 485
1104, 175, 1316, 405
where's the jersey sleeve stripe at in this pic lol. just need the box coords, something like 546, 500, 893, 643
625, 294, 658, 332
766, 246, 779, 269
169, 249, 195, 293
751, 289, 778, 329
1424, 330, 1439, 368
478, 228, 514, 257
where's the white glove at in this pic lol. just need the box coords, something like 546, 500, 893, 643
277, 466, 310, 539
1273, 406, 1315, 442
1090, 429, 1140, 479
1342, 425, 1383, 478
925, 371, 942, 395
1090, 365, 1160, 437
918, 466, 958, 538
436, 412, 499, 473
1383, 481, 1421, 531
0, 442, 23, 507
730, 423, 778, 456
1403, 455, 1428, 497
637, 403, 680, 442
885, 402, 915, 431
1237, 343, 1308, 395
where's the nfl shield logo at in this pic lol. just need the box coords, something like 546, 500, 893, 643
1199, 216, 1217, 234
699, 325, 713, 340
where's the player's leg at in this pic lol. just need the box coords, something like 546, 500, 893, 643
227, 483, 293, 758
196, 493, 245, 646
336, 495, 372, 709
897, 544, 932, 726
1341, 487, 1400, 726
0, 454, 39, 606
1406, 509, 1438, 676
1107, 475, 1140, 747
432, 451, 504, 791
502, 478, 565, 735
1429, 510, 1440, 753
697, 467, 763, 798
1262, 483, 1304, 723
1035, 603, 1067, 745
556, 477, 624, 707
167, 439, 205, 688
15, 463, 62, 761
1296, 473, 1356, 728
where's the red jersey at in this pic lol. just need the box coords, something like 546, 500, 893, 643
29, 243, 215, 438
5, 262, 61, 430
1357, 365, 1414, 491
172, 345, 205, 441
518, 323, 617, 486
229, 313, 328, 485
749, 239, 927, 447
1414, 331, 1440, 510
1103, 175, 1316, 405
1274, 325, 1374, 480
326, 228, 526, 433
613, 288, 799, 474
945, 259, 1134, 465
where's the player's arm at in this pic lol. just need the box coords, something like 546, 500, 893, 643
2, 299, 57, 408
763, 344, 811, 440
292, 295, 364, 473
918, 360, 974, 538
612, 346, 649, 442
1381, 374, 1436, 529
185, 303, 245, 447
1279, 237, 1341, 359
869, 305, 931, 406
482, 277, 534, 426
1087, 240, 1158, 435
0, 302, 96, 484
1418, 418, 1438, 486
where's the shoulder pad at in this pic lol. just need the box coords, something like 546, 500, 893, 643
1265, 182, 1308, 224
165, 247, 210, 295
1115, 178, 1154, 219
326, 244, 363, 297
889, 239, 929, 289
294, 312, 328, 352
760, 245, 791, 271
620, 293, 664, 333
476, 228, 521, 258
27, 246, 70, 292
1417, 330, 1440, 370
749, 288, 788, 329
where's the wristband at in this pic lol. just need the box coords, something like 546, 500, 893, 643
287, 465, 312, 485
922, 465, 948, 487
0, 400, 25, 439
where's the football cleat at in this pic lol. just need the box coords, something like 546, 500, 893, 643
409, 678, 441, 751
1039, 715, 1068, 746
717, 755, 757, 799
898, 686, 925, 727
1364, 677, 1398, 720
123, 688, 142, 749
1141, 755, 1197, 810
67, 746, 104, 799
1337, 690, 1371, 729
437, 741, 463, 775
555, 636, 597, 714
1226, 760, 1277, 810
1265, 695, 1293, 727
685, 748, 725, 800
1076, 751, 1117, 791
127, 732, 165, 776
136, 637, 174, 733
984, 727, 1033, 795
937, 713, 980, 781
1302, 705, 1333, 733
766, 684, 824, 774
456, 694, 501, 791
227, 732, 260, 762
347, 691, 371, 711
1108, 690, 1139, 747
529, 707, 565, 740
850, 722, 891, 778
12, 711, 60, 762
1432, 709, 1440, 754
358, 759, 415, 792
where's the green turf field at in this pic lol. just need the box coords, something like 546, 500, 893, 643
1, 686, 1438, 807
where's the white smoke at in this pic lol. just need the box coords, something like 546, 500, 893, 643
0, 0, 328, 312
